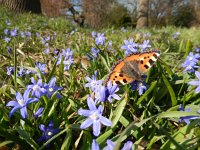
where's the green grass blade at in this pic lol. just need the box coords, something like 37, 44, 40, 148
136, 81, 157, 105
16, 126, 39, 150
184, 39, 192, 59
111, 94, 126, 127
162, 74, 177, 106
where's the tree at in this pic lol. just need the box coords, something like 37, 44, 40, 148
136, 0, 149, 28
0, 0, 41, 13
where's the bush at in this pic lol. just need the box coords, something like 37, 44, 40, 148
171, 4, 195, 27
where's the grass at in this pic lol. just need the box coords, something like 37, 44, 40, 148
0, 6, 200, 150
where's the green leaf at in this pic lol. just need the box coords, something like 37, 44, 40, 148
99, 54, 110, 72
178, 39, 184, 53
157, 111, 200, 118
136, 81, 157, 105
0, 140, 13, 147
16, 126, 39, 149
111, 94, 126, 127
39, 127, 69, 150
47, 56, 59, 82
97, 129, 114, 145
160, 120, 199, 150
162, 74, 177, 106
0, 88, 12, 99
184, 40, 192, 59
147, 135, 165, 149
61, 129, 72, 150
113, 117, 154, 150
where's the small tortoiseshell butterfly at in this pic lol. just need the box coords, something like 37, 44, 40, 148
105, 50, 160, 85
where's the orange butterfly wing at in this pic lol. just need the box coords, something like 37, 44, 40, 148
105, 50, 160, 85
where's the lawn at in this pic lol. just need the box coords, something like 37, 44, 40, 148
0, 7, 200, 150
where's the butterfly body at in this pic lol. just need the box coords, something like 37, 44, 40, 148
105, 50, 160, 85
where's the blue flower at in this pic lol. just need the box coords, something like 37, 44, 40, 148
7, 66, 14, 76
20, 31, 25, 38
106, 81, 120, 103
139, 40, 151, 50
103, 139, 133, 150
61, 48, 74, 59
44, 48, 50, 54
5, 19, 11, 25
91, 47, 99, 58
78, 97, 112, 136
45, 77, 62, 99
10, 28, 17, 37
4, 37, 11, 43
188, 71, 200, 93
121, 38, 138, 55
94, 85, 107, 103
38, 120, 60, 145
25, 31, 31, 37
195, 47, 200, 52
182, 52, 200, 73
63, 56, 74, 70
131, 80, 147, 95
34, 107, 44, 119
95, 33, 105, 45
7, 46, 12, 54
107, 41, 112, 50
85, 71, 102, 91
18, 67, 26, 77
36, 62, 47, 75
172, 32, 180, 39
92, 31, 97, 38
4, 29, 9, 35
57, 49, 74, 71
35, 32, 40, 37
179, 104, 200, 124
27, 77, 47, 98
6, 89, 38, 118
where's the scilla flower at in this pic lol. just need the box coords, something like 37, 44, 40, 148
78, 97, 112, 136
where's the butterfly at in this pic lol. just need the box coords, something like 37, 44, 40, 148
105, 50, 160, 85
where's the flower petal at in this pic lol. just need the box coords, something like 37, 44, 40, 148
8, 106, 21, 118
195, 71, 200, 80
195, 86, 200, 93
26, 98, 39, 105
39, 124, 46, 132
121, 141, 133, 150
16, 92, 23, 101
87, 97, 96, 110
23, 89, 31, 100
100, 116, 112, 127
80, 118, 93, 129
6, 101, 19, 107
92, 139, 100, 150
188, 81, 200, 86
78, 109, 91, 117
93, 121, 100, 136
20, 107, 28, 118
49, 77, 56, 87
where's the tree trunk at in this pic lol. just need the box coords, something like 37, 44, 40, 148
0, 0, 41, 13
136, 0, 149, 28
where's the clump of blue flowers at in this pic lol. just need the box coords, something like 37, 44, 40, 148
182, 52, 200, 73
